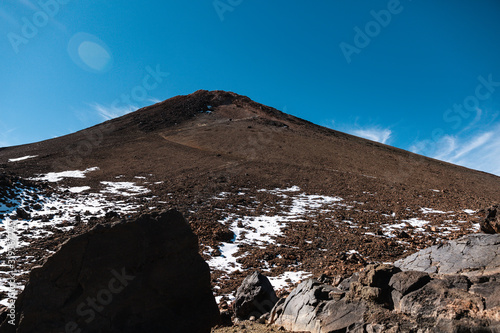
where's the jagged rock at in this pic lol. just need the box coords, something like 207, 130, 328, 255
480, 205, 500, 234
233, 271, 278, 320
270, 279, 366, 332
398, 278, 484, 318
354, 264, 400, 307
271, 259, 500, 332
395, 233, 500, 276
0, 210, 219, 333
338, 273, 359, 291
389, 271, 431, 311
469, 274, 500, 309
358, 264, 401, 288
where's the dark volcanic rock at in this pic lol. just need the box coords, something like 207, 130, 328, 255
0, 210, 219, 333
270, 279, 366, 332
389, 271, 431, 311
480, 205, 500, 234
233, 271, 278, 320
270, 261, 500, 332
398, 278, 484, 318
395, 233, 500, 276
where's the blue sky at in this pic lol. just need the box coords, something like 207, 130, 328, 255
1, 1, 500, 175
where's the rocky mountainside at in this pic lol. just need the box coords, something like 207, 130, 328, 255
0, 90, 499, 331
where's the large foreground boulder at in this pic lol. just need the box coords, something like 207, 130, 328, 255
395, 233, 500, 276
0, 210, 220, 333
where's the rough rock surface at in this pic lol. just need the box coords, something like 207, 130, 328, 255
0, 210, 219, 333
480, 205, 500, 234
270, 278, 367, 332
270, 262, 500, 332
395, 233, 500, 276
233, 271, 278, 320
389, 271, 431, 311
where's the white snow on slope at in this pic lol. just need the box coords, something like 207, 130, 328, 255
268, 271, 312, 291
101, 181, 151, 196
67, 186, 91, 193
421, 207, 447, 214
208, 187, 344, 274
0, 180, 154, 306
8, 155, 38, 162
30, 167, 99, 182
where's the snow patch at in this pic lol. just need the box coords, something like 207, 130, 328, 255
8, 155, 37, 162
31, 167, 99, 182
67, 186, 91, 193
421, 207, 447, 214
0, 182, 154, 306
100, 181, 151, 196
208, 186, 342, 274
268, 271, 312, 291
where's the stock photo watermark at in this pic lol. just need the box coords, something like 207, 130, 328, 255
420, 73, 499, 150
213, 0, 243, 22
339, 0, 405, 64
389, 73, 499, 183
4, 220, 19, 326
62, 267, 135, 333
7, 0, 72, 54
109, 65, 170, 109
443, 74, 500, 130
52, 64, 169, 171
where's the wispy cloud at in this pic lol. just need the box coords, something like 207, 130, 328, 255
91, 103, 138, 121
147, 97, 162, 104
351, 127, 392, 144
411, 122, 500, 176
0, 125, 17, 148
323, 119, 394, 145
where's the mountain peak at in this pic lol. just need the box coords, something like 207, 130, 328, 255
115, 90, 289, 132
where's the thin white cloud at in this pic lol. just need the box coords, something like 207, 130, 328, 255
147, 97, 162, 104
352, 127, 392, 144
91, 103, 137, 121
451, 132, 493, 161
0, 123, 17, 148
323, 120, 393, 145
411, 122, 500, 176
433, 135, 457, 160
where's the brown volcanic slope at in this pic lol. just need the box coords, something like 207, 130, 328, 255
1, 90, 500, 296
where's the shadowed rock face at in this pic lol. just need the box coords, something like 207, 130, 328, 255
0, 210, 219, 333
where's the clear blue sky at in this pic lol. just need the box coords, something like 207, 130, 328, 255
1, 1, 500, 175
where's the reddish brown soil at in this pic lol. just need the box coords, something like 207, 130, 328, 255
0, 90, 499, 302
